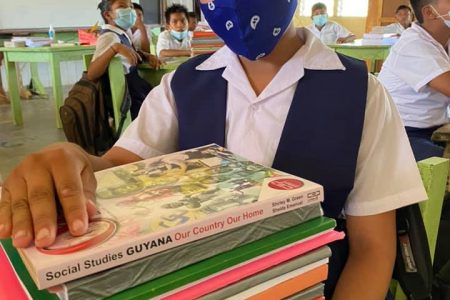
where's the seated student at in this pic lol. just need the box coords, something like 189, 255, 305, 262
156, 4, 191, 58
0, 0, 427, 298
88, 0, 161, 120
378, 0, 450, 161
384, 5, 413, 35
129, 2, 151, 53
187, 12, 198, 32
306, 2, 356, 44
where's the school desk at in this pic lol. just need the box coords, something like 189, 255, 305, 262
328, 40, 392, 73
0, 45, 95, 128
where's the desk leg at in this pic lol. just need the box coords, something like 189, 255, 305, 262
30, 63, 47, 96
49, 57, 63, 128
4, 60, 23, 126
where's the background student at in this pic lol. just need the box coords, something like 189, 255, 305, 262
156, 4, 191, 58
306, 2, 356, 44
378, 0, 450, 161
88, 0, 160, 120
384, 5, 414, 35
129, 2, 151, 53
0, 0, 427, 299
187, 11, 198, 32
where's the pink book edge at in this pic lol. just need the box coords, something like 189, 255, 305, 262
0, 244, 31, 300
162, 230, 345, 300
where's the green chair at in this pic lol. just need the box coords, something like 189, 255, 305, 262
391, 157, 449, 300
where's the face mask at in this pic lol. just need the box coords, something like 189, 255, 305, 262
171, 30, 189, 41
200, 0, 298, 61
430, 6, 450, 28
312, 14, 328, 27
114, 8, 137, 30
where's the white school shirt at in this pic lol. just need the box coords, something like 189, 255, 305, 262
116, 28, 427, 217
92, 24, 134, 74
306, 21, 352, 45
384, 23, 407, 35
378, 22, 450, 128
128, 26, 152, 51
156, 30, 191, 57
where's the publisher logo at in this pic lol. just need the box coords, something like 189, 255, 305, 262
268, 179, 304, 190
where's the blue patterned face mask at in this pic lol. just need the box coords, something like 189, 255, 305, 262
312, 14, 328, 27
200, 0, 298, 60
115, 8, 137, 30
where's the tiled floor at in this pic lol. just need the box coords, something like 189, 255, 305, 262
0, 96, 67, 179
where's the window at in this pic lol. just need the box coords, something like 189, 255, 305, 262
300, 0, 334, 17
299, 0, 369, 17
337, 0, 369, 17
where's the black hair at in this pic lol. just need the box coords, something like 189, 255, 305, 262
409, 0, 436, 23
187, 12, 198, 19
98, 0, 115, 22
133, 2, 143, 13
311, 2, 327, 14
164, 4, 189, 24
396, 5, 412, 14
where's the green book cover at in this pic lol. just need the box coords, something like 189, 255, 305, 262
108, 216, 336, 300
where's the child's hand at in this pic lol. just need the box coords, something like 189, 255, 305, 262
135, 17, 146, 32
112, 43, 140, 66
148, 54, 163, 70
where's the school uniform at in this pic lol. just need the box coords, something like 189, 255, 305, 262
383, 22, 407, 35
115, 28, 426, 296
156, 30, 191, 57
128, 25, 152, 52
306, 21, 352, 44
92, 24, 152, 119
378, 22, 450, 161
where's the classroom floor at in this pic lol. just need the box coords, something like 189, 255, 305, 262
0, 93, 67, 179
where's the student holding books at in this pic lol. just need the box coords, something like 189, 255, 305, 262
378, 0, 450, 161
306, 2, 356, 44
0, 0, 427, 298
156, 4, 192, 58
88, 0, 161, 120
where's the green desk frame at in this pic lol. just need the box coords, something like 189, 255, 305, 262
0, 46, 95, 128
328, 41, 392, 73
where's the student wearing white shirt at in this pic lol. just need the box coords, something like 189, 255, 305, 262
384, 5, 413, 35
378, 0, 450, 161
156, 4, 191, 58
306, 2, 356, 44
0, 0, 426, 298
129, 2, 151, 53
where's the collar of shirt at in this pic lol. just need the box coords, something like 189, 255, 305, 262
102, 24, 132, 44
409, 22, 449, 57
195, 28, 345, 101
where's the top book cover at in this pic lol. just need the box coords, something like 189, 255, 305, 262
18, 144, 324, 289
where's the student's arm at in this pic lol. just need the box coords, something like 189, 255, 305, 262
429, 71, 450, 97
335, 23, 356, 44
135, 19, 150, 53
87, 43, 140, 81
336, 34, 356, 44
0, 143, 142, 249
332, 211, 396, 299
158, 49, 191, 58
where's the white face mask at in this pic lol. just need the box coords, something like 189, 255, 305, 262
430, 5, 450, 28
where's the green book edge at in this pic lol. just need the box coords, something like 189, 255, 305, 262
1, 239, 57, 300
107, 216, 336, 300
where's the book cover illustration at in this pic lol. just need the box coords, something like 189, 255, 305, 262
19, 144, 323, 288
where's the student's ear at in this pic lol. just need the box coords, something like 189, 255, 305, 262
421, 5, 435, 21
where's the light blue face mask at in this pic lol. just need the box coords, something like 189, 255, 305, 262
312, 14, 328, 27
171, 30, 188, 41
430, 6, 450, 28
115, 8, 137, 30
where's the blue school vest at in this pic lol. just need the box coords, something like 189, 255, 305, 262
100, 29, 152, 119
171, 53, 368, 296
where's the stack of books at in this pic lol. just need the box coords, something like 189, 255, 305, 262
361, 33, 399, 45
10, 37, 52, 48
0, 144, 344, 300
191, 31, 224, 55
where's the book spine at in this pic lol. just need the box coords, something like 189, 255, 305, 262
34, 186, 323, 289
